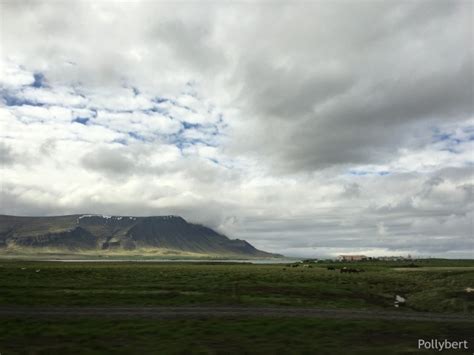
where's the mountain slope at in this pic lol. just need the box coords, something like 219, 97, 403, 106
0, 214, 279, 257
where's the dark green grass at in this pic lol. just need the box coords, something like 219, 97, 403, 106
0, 317, 473, 354
1, 261, 473, 354
0, 260, 473, 313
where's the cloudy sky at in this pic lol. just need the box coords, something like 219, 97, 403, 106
0, 0, 472, 258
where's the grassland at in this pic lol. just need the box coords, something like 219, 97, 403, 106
0, 259, 473, 312
1, 317, 472, 355
0, 259, 473, 354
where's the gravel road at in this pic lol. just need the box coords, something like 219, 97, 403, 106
0, 306, 472, 322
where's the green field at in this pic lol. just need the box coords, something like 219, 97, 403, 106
1, 317, 472, 355
1, 260, 473, 312
0, 259, 473, 354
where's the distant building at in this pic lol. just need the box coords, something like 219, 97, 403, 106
377, 256, 410, 261
337, 255, 367, 262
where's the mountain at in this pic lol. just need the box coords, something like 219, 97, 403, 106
0, 214, 279, 258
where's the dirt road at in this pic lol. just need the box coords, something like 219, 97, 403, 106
0, 306, 472, 322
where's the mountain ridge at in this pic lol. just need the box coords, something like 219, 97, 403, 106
0, 214, 280, 258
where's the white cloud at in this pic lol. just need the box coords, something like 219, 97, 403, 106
13, 105, 73, 123
87, 88, 154, 111
93, 110, 182, 137
18, 86, 87, 107
0, 61, 35, 89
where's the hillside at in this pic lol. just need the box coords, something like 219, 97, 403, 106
0, 215, 279, 258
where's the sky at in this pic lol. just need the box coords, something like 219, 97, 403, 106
0, 0, 473, 258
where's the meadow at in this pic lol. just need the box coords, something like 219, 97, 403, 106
0, 259, 473, 354
1, 317, 472, 354
0, 259, 473, 312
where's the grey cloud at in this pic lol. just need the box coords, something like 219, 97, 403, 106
148, 17, 227, 72
228, 1, 472, 171
81, 147, 136, 176
0, 189, 57, 217
343, 183, 361, 198
458, 183, 473, 203
39, 139, 57, 156
0, 142, 15, 166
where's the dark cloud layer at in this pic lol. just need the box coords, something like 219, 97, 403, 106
229, 1, 472, 171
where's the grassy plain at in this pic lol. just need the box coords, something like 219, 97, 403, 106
1, 317, 472, 355
0, 259, 473, 312
0, 259, 473, 354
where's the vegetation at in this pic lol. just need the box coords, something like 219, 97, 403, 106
1, 259, 473, 353
0, 260, 473, 313
1, 317, 472, 354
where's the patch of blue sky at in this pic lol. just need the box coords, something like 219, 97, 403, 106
173, 106, 220, 137
152, 97, 169, 104
168, 135, 188, 151
462, 125, 474, 133
182, 122, 202, 130
0, 90, 44, 107
72, 117, 90, 125
67, 82, 225, 154
127, 131, 147, 142
431, 127, 471, 154
102, 108, 137, 114
440, 147, 460, 154
171, 136, 215, 150
146, 106, 168, 114
166, 131, 216, 155
435, 134, 463, 145
348, 170, 369, 176
149, 97, 174, 115
181, 131, 220, 148
432, 132, 452, 142
31, 73, 46, 88
459, 126, 474, 141
347, 170, 390, 177
187, 138, 217, 147
112, 138, 128, 145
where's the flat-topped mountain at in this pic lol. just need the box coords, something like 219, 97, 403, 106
0, 214, 279, 258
